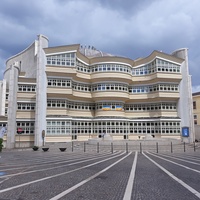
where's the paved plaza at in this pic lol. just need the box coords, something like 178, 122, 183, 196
0, 142, 200, 200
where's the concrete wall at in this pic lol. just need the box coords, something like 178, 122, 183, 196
193, 95, 200, 125
4, 42, 37, 81
0, 79, 6, 115
172, 48, 194, 143
4, 35, 48, 148
194, 125, 200, 141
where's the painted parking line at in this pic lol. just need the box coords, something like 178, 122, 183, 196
49, 152, 132, 200
143, 152, 200, 198
123, 151, 138, 200
0, 152, 126, 194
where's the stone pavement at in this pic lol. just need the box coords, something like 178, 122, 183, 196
0, 145, 200, 199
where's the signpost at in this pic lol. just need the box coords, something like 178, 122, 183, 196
42, 130, 45, 146
17, 128, 23, 148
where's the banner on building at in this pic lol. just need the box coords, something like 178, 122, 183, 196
116, 105, 122, 111
102, 105, 111, 111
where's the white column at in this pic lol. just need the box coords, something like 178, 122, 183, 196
7, 63, 19, 148
34, 35, 48, 146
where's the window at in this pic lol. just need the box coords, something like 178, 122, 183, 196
17, 103, 35, 110
132, 59, 180, 76
48, 79, 71, 88
194, 115, 197, 125
47, 53, 76, 66
18, 85, 36, 92
193, 101, 197, 109
16, 122, 35, 134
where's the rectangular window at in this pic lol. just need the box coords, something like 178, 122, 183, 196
194, 115, 197, 125
193, 101, 196, 109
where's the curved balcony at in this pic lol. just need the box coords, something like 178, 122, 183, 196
125, 111, 178, 118
47, 108, 94, 118
46, 66, 77, 77
92, 91, 129, 101
46, 108, 68, 116
91, 72, 132, 83
74, 72, 91, 82
17, 93, 36, 100
94, 110, 125, 118
16, 111, 35, 119
72, 91, 92, 99
68, 110, 94, 117
47, 88, 72, 95
129, 92, 179, 102
132, 73, 182, 84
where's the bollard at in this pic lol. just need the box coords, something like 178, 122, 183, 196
126, 143, 128, 154
140, 142, 142, 153
194, 142, 196, 152
184, 142, 185, 152
111, 142, 113, 154
84, 142, 86, 152
72, 141, 74, 152
156, 142, 158, 153
97, 142, 99, 153
171, 142, 173, 153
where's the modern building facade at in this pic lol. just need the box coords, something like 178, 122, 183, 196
193, 92, 200, 125
0, 35, 194, 148
192, 92, 200, 140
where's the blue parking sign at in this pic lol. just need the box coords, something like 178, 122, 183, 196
182, 127, 189, 137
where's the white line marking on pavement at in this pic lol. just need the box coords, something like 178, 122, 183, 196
0, 152, 111, 171
0, 152, 119, 178
0, 152, 125, 194
123, 151, 138, 200
147, 152, 200, 174
143, 152, 200, 198
151, 152, 200, 165
49, 152, 132, 200
158, 153, 200, 162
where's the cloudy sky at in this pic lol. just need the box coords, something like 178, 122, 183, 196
0, 0, 200, 92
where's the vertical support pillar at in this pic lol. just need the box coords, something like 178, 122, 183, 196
84, 142, 86, 152
97, 142, 99, 153
72, 141, 74, 152
7, 63, 19, 149
156, 142, 158, 153
184, 142, 185, 152
34, 35, 48, 147
171, 142, 173, 153
126, 142, 128, 154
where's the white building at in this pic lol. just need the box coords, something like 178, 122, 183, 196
0, 35, 194, 148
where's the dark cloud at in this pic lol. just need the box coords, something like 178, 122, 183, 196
97, 0, 156, 16
0, 0, 43, 25
0, 0, 200, 92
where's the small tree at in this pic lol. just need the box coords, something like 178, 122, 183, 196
0, 138, 3, 152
